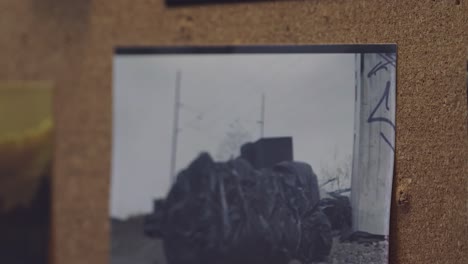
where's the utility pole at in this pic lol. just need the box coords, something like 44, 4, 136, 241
258, 92, 265, 138
169, 70, 181, 183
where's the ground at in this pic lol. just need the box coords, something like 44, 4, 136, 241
111, 216, 388, 264
325, 237, 388, 264
111, 217, 166, 264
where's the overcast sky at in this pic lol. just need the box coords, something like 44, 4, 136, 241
111, 53, 356, 219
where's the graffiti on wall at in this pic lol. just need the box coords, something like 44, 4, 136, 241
366, 53, 396, 152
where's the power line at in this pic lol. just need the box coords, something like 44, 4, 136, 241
166, 58, 307, 178
182, 58, 301, 131
174, 57, 305, 149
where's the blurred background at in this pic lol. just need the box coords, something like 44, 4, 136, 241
0, 82, 53, 264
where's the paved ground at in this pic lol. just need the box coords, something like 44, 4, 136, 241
111, 216, 388, 264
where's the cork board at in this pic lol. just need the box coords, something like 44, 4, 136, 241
0, 1, 466, 264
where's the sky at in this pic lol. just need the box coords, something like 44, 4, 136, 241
111, 53, 356, 219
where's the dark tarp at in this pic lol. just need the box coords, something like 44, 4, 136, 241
145, 153, 332, 264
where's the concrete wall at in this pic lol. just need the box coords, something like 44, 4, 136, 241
351, 53, 396, 236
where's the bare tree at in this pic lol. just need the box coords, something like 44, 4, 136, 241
216, 119, 253, 161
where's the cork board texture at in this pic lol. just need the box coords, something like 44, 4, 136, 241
0, 0, 466, 263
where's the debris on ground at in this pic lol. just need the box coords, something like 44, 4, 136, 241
326, 237, 388, 264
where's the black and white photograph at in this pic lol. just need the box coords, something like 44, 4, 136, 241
110, 45, 396, 264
